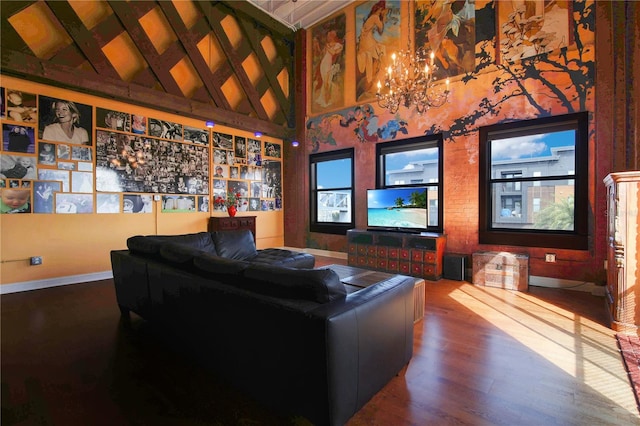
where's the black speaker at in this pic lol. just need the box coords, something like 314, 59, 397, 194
443, 254, 466, 281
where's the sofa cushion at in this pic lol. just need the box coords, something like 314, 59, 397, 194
127, 232, 216, 256
248, 248, 315, 269
242, 264, 346, 303
159, 243, 206, 267
211, 230, 257, 260
194, 253, 251, 276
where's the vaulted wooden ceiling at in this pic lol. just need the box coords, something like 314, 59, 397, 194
0, 0, 297, 138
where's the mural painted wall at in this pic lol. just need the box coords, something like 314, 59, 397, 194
300, 0, 598, 282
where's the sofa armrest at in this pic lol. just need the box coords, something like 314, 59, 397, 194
308, 276, 415, 424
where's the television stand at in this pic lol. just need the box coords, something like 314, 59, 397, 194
347, 229, 446, 281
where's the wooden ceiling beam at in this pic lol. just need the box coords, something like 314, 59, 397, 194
44, 1, 121, 78
237, 18, 291, 118
157, 1, 230, 109
1, 47, 289, 138
200, 2, 269, 121
107, 0, 184, 97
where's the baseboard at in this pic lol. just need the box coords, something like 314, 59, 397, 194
0, 270, 113, 295
529, 275, 605, 296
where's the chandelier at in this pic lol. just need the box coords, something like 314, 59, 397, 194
376, 34, 450, 114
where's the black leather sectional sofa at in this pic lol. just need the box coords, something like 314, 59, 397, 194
110, 230, 415, 426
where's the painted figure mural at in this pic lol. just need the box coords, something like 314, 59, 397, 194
355, 0, 400, 101
311, 14, 346, 112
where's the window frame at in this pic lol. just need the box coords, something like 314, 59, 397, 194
478, 112, 589, 250
375, 135, 444, 233
309, 148, 355, 235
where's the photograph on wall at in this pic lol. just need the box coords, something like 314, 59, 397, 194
251, 181, 261, 198
355, 0, 401, 102
148, 118, 183, 140
183, 125, 209, 145
0, 187, 31, 213
130, 114, 147, 135
310, 13, 346, 112
161, 195, 195, 212
55, 193, 93, 214
1, 154, 37, 180
57, 144, 70, 160
57, 162, 75, 171
229, 166, 239, 179
71, 171, 93, 193
96, 193, 120, 213
497, 0, 572, 64
123, 194, 153, 213
38, 142, 56, 165
227, 150, 236, 166
213, 148, 228, 164
38, 169, 69, 192
261, 160, 281, 199
0, 87, 4, 119
5, 89, 37, 123
77, 162, 93, 172
264, 142, 281, 158
247, 138, 261, 166
3, 124, 35, 153
234, 136, 247, 160
415, 0, 476, 80
95, 130, 209, 194
213, 132, 233, 149
212, 189, 226, 212
198, 196, 209, 212
71, 146, 92, 162
213, 164, 227, 179
248, 197, 260, 211
228, 179, 249, 198
33, 180, 61, 213
213, 178, 226, 190
96, 107, 131, 132
38, 96, 92, 145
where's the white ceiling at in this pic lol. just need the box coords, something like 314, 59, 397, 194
246, 0, 355, 30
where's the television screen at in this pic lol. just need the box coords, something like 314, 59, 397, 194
367, 187, 428, 231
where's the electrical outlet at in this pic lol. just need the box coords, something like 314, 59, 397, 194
545, 253, 556, 263
30, 256, 42, 266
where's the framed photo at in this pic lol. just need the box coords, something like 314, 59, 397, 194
3, 124, 35, 153
55, 193, 93, 214
96, 107, 130, 132
497, 0, 573, 64
5, 89, 37, 123
162, 195, 195, 212
1, 155, 37, 180
38, 169, 69, 192
198, 196, 210, 212
33, 180, 61, 213
0, 187, 31, 213
39, 96, 92, 145
264, 142, 281, 158
184, 125, 209, 145
71, 171, 93, 193
38, 142, 56, 165
213, 132, 233, 149
96, 193, 120, 213
123, 194, 153, 213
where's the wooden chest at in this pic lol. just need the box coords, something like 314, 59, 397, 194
472, 251, 529, 291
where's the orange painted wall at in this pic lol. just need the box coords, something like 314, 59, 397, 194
0, 76, 284, 286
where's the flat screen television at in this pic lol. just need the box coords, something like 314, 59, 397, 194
367, 187, 428, 232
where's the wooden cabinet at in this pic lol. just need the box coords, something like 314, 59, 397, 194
604, 172, 640, 334
347, 229, 446, 280
208, 216, 256, 242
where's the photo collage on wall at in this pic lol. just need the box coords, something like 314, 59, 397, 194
212, 132, 282, 212
0, 86, 283, 215
95, 107, 210, 213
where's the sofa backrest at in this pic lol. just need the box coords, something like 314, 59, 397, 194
127, 232, 217, 257
242, 263, 346, 303
210, 229, 257, 260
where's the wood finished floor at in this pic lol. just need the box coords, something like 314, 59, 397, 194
2, 255, 639, 425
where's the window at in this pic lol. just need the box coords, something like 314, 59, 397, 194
309, 148, 354, 234
376, 135, 443, 232
479, 112, 589, 249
